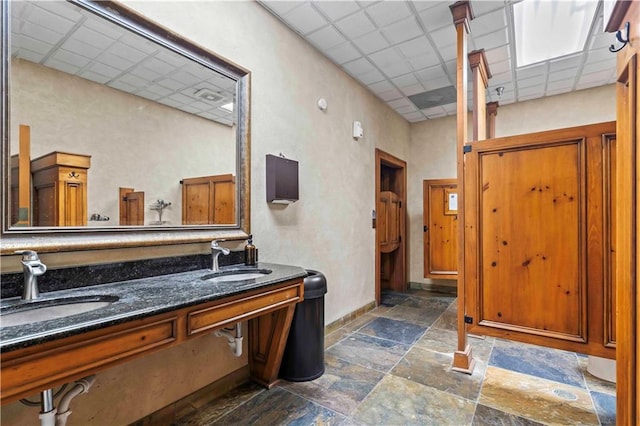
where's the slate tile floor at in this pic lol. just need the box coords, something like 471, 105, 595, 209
176, 289, 616, 425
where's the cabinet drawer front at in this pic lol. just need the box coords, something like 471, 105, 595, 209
1, 318, 176, 402
188, 283, 302, 336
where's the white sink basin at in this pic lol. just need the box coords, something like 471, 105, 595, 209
0, 295, 119, 327
202, 269, 272, 282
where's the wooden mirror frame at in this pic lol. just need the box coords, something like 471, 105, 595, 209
0, 0, 251, 254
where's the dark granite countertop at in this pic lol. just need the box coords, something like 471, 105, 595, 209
0, 263, 307, 353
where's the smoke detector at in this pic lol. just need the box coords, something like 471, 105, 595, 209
194, 88, 224, 103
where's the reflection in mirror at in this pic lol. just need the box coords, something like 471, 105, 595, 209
8, 0, 239, 229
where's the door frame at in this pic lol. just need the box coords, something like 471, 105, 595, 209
375, 149, 407, 305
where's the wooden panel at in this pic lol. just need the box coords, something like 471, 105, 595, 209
611, 0, 639, 419
1, 318, 177, 403
423, 179, 458, 279
182, 174, 235, 225
188, 282, 302, 336
603, 135, 617, 347
379, 191, 400, 253
464, 121, 616, 358
479, 142, 584, 340
120, 189, 145, 226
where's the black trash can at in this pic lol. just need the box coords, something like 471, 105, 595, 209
279, 269, 327, 381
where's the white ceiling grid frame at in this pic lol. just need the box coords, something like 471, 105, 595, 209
257, 0, 618, 122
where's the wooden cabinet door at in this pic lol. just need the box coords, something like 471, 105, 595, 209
61, 179, 86, 226
463, 122, 616, 358
423, 179, 458, 279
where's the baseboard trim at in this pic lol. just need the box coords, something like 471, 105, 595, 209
324, 301, 377, 335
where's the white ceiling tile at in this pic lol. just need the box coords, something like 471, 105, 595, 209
415, 64, 446, 83
325, 42, 361, 64
108, 80, 137, 93
517, 74, 545, 89
335, 11, 376, 39
46, 59, 81, 75
358, 68, 386, 85
471, 2, 505, 17
442, 102, 457, 114
260, 1, 302, 17
28, 4, 76, 34
407, 52, 440, 70
307, 26, 346, 50
582, 59, 615, 75
52, 49, 91, 68
519, 93, 543, 102
116, 73, 149, 88
14, 34, 53, 56
388, 97, 415, 109
429, 25, 456, 48
586, 48, 614, 64
391, 73, 420, 88
21, 21, 66, 45
395, 104, 418, 114
422, 106, 446, 118
470, 9, 506, 37
400, 83, 426, 96
365, 1, 411, 27
14, 48, 45, 63
343, 57, 375, 75
157, 77, 185, 91
79, 70, 111, 84
488, 71, 512, 86
547, 78, 575, 92
75, 26, 118, 50
549, 54, 583, 72
472, 28, 507, 51
377, 88, 403, 101
381, 17, 422, 45
352, 31, 389, 54
516, 63, 547, 80
485, 45, 510, 64
120, 33, 158, 55
368, 80, 395, 93
491, 59, 511, 75
313, 1, 360, 21
518, 85, 544, 97
369, 46, 403, 67
403, 111, 426, 121
417, 2, 453, 31
396, 36, 433, 58
83, 15, 126, 40
97, 51, 134, 72
547, 86, 573, 97
284, 2, 328, 35
547, 67, 578, 82
61, 37, 102, 59
436, 44, 457, 62
422, 75, 451, 91
381, 61, 414, 78
589, 31, 615, 50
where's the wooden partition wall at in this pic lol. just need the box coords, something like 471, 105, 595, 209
463, 122, 616, 358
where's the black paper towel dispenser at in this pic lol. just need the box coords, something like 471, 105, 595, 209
266, 154, 299, 204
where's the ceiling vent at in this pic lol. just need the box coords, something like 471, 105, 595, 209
408, 86, 457, 110
194, 88, 224, 103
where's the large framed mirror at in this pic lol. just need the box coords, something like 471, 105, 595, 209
1, 0, 251, 253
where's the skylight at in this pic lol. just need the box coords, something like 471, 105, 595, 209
513, 0, 598, 67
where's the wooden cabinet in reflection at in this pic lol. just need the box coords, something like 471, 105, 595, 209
31, 151, 91, 227
181, 174, 235, 225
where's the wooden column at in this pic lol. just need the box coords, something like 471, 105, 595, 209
486, 101, 499, 139
606, 0, 639, 422
17, 124, 31, 226
449, 0, 475, 374
468, 49, 491, 141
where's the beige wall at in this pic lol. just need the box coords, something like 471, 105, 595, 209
2, 2, 409, 424
407, 84, 616, 288
11, 59, 235, 227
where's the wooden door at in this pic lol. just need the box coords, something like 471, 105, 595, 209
379, 190, 401, 253
61, 178, 86, 226
375, 149, 407, 302
423, 179, 458, 279
463, 122, 616, 358
181, 174, 235, 225
608, 0, 639, 420
119, 188, 145, 226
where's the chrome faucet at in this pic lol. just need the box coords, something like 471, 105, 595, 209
15, 250, 47, 301
211, 240, 230, 272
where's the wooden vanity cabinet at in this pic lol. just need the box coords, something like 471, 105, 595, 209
0, 278, 303, 405
31, 152, 91, 227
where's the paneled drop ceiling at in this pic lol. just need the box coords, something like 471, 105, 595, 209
258, 0, 618, 122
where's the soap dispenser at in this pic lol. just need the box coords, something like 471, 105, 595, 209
245, 235, 257, 266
